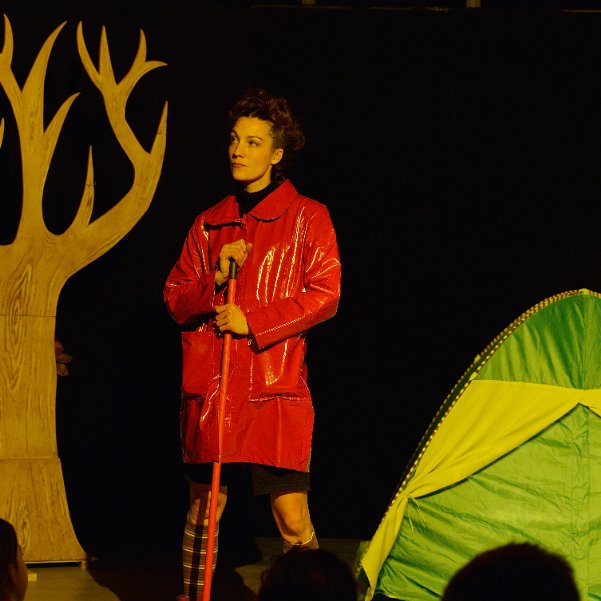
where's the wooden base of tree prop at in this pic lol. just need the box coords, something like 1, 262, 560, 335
0, 16, 167, 563
0, 459, 85, 564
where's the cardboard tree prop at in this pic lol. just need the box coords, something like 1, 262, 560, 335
0, 15, 167, 562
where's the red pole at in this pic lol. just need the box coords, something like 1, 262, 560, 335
201, 259, 237, 601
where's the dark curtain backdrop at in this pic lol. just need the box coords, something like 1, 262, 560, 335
2, 2, 601, 556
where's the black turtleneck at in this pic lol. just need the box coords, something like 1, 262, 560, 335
235, 181, 279, 218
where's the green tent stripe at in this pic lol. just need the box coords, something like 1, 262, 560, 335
477, 291, 601, 388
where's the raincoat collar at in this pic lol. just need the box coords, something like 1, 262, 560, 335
203, 180, 297, 226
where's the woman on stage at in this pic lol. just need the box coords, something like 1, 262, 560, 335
164, 88, 341, 599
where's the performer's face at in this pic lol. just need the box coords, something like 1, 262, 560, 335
229, 117, 283, 192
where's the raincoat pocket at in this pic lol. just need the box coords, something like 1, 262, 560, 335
181, 330, 215, 398
249, 335, 310, 402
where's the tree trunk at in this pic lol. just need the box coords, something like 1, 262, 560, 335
0, 260, 86, 562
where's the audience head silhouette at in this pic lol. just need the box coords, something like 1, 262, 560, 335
442, 542, 579, 601
0, 518, 27, 601
257, 548, 357, 601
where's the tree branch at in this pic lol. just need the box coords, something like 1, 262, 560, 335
0, 15, 166, 279
57, 23, 167, 277
0, 17, 80, 240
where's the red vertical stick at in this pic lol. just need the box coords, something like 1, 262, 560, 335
201, 260, 237, 601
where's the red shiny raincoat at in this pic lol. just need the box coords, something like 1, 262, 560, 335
164, 180, 341, 471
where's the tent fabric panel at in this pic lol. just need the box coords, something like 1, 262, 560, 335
477, 294, 601, 389
588, 406, 601, 600
375, 405, 599, 600
360, 382, 601, 598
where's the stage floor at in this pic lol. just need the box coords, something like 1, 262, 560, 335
25, 537, 363, 601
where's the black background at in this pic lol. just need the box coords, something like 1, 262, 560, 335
2, 1, 601, 559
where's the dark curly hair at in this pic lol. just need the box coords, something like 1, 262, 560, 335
0, 519, 18, 596
228, 88, 305, 183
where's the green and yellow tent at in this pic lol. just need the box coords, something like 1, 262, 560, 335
359, 289, 601, 600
